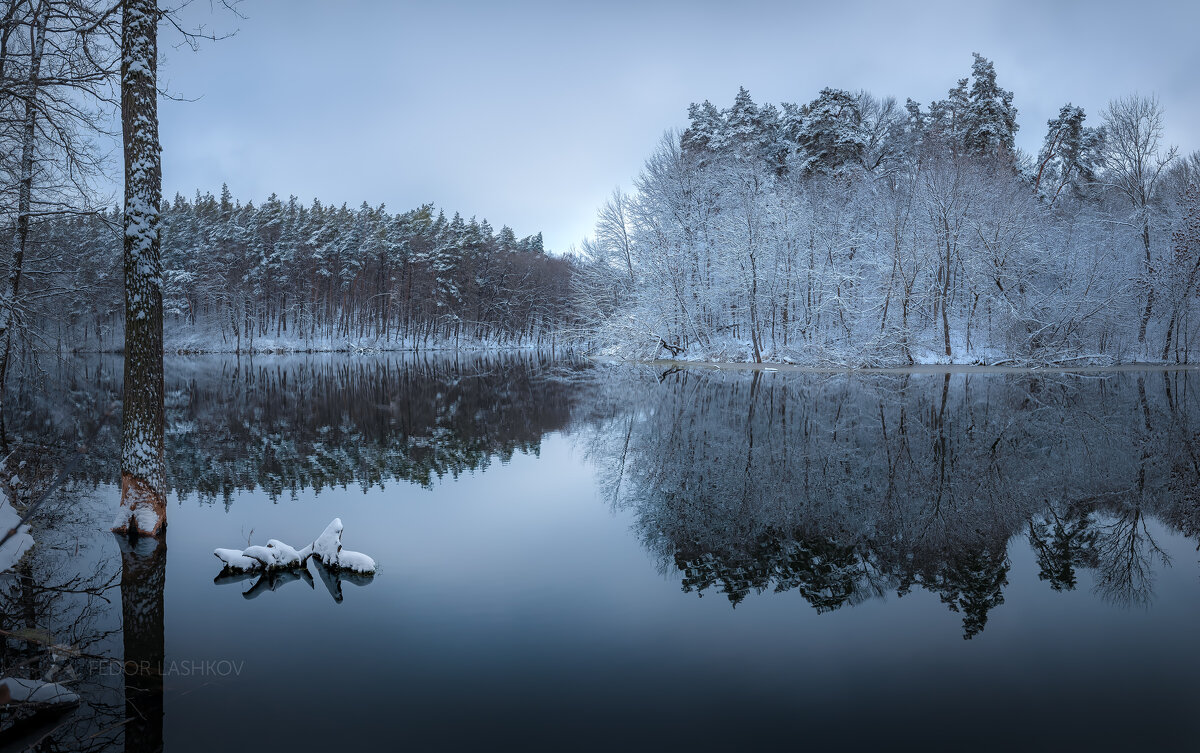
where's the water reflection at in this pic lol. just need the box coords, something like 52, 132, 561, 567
1, 352, 582, 748
212, 557, 374, 603
9, 357, 1200, 638
583, 368, 1200, 637
2, 356, 1199, 749
118, 536, 165, 753
2, 352, 584, 500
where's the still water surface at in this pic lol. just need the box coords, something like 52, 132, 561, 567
3, 354, 1199, 750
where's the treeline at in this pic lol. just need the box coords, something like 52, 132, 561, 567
28, 188, 574, 352
575, 53, 1200, 365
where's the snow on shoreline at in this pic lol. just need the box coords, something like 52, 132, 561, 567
631, 357, 1200, 374
0, 498, 32, 575
63, 331, 569, 356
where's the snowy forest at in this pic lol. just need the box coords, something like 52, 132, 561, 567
4, 43, 1200, 367
575, 54, 1200, 365
28, 192, 573, 353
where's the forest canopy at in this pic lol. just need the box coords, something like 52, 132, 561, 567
15, 189, 573, 353
4, 49, 1199, 365
574, 53, 1200, 365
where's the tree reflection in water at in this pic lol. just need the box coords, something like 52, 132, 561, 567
581, 366, 1200, 638
0, 352, 583, 749
3, 355, 1200, 750
118, 536, 165, 753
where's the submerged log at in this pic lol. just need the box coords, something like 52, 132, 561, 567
213, 518, 376, 575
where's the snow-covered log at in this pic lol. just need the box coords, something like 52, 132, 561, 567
213, 518, 375, 575
307, 518, 376, 574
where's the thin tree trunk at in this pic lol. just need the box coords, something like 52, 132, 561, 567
0, 0, 47, 390
1138, 216, 1154, 345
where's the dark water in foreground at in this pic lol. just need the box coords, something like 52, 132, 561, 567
3, 355, 1200, 750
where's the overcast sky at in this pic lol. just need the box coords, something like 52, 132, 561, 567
157, 0, 1199, 252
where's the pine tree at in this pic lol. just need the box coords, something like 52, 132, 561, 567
963, 53, 1018, 161
1033, 104, 1105, 204
681, 100, 722, 159
794, 87, 868, 175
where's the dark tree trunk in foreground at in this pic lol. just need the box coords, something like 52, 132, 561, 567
112, 0, 166, 536
119, 536, 166, 752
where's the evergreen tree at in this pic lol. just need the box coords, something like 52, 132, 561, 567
1033, 104, 1105, 204
963, 53, 1019, 161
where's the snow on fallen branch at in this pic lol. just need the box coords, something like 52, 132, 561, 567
214, 518, 376, 575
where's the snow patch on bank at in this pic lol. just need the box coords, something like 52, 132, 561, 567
0, 494, 32, 574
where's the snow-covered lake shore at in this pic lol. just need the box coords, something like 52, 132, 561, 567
630, 357, 1200, 374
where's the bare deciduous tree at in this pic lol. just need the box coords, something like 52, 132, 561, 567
1101, 94, 1177, 346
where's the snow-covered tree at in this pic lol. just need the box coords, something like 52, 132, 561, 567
1033, 104, 1105, 204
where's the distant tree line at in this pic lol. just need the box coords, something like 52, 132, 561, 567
22, 187, 574, 352
575, 54, 1200, 364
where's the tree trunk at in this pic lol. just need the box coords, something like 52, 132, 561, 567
0, 1, 47, 391
113, 0, 166, 537
1138, 216, 1154, 345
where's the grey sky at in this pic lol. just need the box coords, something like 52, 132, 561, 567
158, 0, 1199, 252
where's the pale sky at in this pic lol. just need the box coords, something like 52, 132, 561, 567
157, 0, 1199, 252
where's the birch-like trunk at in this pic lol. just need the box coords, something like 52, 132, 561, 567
0, 0, 47, 390
113, 0, 166, 536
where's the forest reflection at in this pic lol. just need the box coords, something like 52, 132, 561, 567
1, 352, 584, 748
4, 352, 584, 502
582, 367, 1200, 637
3, 356, 1198, 692
5, 356, 1200, 747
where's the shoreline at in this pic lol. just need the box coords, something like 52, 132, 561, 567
634, 358, 1200, 375
66, 344, 564, 356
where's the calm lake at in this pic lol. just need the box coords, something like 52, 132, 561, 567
4, 354, 1200, 750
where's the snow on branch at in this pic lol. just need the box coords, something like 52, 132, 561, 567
213, 518, 376, 602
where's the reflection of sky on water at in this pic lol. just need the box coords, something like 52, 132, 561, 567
4, 356, 1199, 750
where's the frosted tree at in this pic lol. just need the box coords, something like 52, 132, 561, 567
1160, 170, 1200, 358
112, 0, 165, 536
0, 0, 48, 388
1102, 94, 1178, 346
595, 187, 636, 284
1033, 104, 1105, 204
963, 53, 1018, 161
0, 0, 120, 389
793, 87, 867, 175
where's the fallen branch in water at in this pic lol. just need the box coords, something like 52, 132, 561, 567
213, 518, 376, 575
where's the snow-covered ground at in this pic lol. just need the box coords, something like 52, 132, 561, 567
588, 335, 1155, 369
